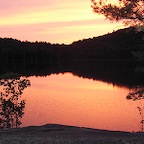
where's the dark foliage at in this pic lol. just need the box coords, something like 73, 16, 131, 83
0, 76, 30, 129
0, 27, 143, 66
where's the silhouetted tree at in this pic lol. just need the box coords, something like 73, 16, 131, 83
0, 72, 30, 129
91, 0, 144, 62
91, 0, 144, 26
126, 87, 144, 101
126, 87, 144, 132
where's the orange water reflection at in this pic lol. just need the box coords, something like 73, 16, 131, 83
21, 73, 142, 132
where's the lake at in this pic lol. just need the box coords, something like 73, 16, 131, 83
11, 72, 143, 132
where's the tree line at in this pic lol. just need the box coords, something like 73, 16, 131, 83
0, 27, 143, 69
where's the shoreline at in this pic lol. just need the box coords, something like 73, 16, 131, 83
0, 124, 144, 144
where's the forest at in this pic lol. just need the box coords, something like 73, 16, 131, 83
0, 27, 144, 87
0, 27, 143, 66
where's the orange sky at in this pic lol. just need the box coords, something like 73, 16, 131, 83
0, 0, 124, 44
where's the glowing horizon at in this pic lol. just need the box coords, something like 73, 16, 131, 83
0, 0, 124, 44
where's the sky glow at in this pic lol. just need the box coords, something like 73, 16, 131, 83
0, 0, 124, 44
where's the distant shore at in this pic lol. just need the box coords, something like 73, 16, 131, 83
0, 124, 144, 144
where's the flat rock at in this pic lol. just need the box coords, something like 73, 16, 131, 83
0, 124, 144, 144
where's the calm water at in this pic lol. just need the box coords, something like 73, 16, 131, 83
0, 72, 143, 132
17, 72, 143, 132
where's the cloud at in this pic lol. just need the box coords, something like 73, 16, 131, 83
0, 0, 66, 18
0, 0, 123, 44
0, 19, 123, 44
0, 1, 102, 26
0, 0, 88, 17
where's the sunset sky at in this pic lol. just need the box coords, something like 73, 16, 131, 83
0, 0, 124, 44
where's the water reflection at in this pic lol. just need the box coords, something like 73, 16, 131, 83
20, 73, 142, 132
0, 73, 30, 129
0, 72, 144, 132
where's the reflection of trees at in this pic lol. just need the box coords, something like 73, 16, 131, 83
126, 86, 144, 132
0, 73, 30, 129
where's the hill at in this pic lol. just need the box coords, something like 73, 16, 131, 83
70, 27, 143, 60
0, 27, 143, 63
